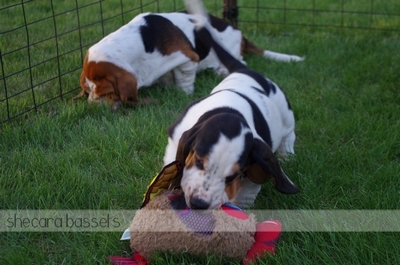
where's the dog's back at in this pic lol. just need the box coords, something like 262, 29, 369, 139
184, 1, 296, 154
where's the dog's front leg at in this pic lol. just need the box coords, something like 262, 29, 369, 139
72, 89, 87, 100
277, 131, 296, 159
232, 178, 262, 209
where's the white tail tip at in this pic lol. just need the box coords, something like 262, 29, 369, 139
184, 0, 208, 17
264, 50, 305, 62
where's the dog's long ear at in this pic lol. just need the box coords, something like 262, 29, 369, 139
73, 55, 90, 100
72, 74, 88, 99
79, 70, 89, 93
115, 71, 139, 104
249, 138, 299, 194
176, 127, 199, 167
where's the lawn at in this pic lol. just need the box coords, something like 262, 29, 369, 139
1, 0, 400, 264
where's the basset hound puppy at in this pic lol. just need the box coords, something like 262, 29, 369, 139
74, 11, 303, 109
163, 0, 299, 210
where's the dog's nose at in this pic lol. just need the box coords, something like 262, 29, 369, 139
189, 197, 210, 209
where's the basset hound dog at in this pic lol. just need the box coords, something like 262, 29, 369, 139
74, 10, 303, 109
162, 0, 299, 210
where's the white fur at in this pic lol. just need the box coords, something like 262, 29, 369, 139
263, 50, 304, 62
164, 73, 295, 209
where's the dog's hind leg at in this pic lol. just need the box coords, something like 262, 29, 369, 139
173, 60, 198, 95
277, 131, 296, 158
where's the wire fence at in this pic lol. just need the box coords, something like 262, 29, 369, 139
1, 0, 399, 125
238, 0, 400, 32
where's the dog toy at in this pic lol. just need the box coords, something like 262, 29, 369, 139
108, 161, 282, 264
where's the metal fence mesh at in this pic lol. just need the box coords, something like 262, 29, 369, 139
238, 0, 400, 31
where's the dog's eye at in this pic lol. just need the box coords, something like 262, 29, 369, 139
195, 158, 204, 170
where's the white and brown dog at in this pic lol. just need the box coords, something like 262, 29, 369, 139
74, 11, 303, 109
162, 1, 299, 210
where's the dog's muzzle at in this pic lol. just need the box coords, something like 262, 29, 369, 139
189, 197, 210, 210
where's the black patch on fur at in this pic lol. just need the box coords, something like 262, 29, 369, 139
193, 21, 293, 111
170, 106, 251, 163
193, 108, 248, 157
194, 110, 253, 171
225, 89, 273, 148
140, 14, 194, 54
190, 19, 271, 97
238, 132, 254, 168
235, 68, 277, 95
208, 14, 232, 31
184, 17, 211, 60
195, 27, 246, 73
181, 11, 232, 32
250, 86, 264, 94
249, 85, 292, 110
169, 94, 260, 172
184, 12, 234, 60
194, 28, 212, 61
169, 103, 254, 171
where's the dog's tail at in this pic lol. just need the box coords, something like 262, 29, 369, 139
242, 37, 304, 62
185, 0, 247, 74
186, 0, 304, 63
243, 38, 304, 62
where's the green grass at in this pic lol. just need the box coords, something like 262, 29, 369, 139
1, 0, 400, 264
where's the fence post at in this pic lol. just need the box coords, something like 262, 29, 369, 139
222, 0, 238, 27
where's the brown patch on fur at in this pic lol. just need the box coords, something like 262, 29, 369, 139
247, 164, 273, 184
225, 175, 241, 200
230, 162, 241, 174
72, 53, 90, 100
80, 50, 139, 105
157, 23, 199, 63
184, 151, 196, 168
241, 37, 265, 56
184, 151, 209, 172
79, 53, 90, 94
225, 163, 243, 200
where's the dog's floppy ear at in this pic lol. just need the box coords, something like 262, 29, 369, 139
115, 72, 139, 104
248, 138, 299, 194
73, 59, 90, 100
75, 53, 90, 99
79, 70, 89, 94
225, 176, 242, 200
176, 127, 198, 167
